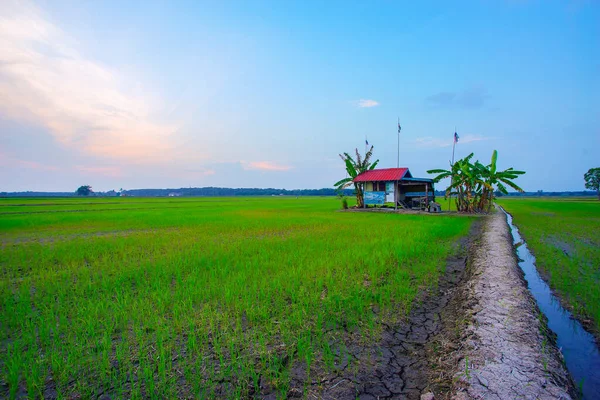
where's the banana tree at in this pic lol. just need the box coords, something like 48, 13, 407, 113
428, 150, 524, 213
428, 153, 487, 212
334, 146, 379, 208
478, 150, 525, 212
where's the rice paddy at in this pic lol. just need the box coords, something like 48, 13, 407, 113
0, 197, 473, 399
498, 198, 600, 334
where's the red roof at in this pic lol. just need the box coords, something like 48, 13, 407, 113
353, 168, 410, 182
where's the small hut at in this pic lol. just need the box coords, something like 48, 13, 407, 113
353, 168, 435, 210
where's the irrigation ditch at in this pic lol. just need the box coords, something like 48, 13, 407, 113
501, 208, 600, 399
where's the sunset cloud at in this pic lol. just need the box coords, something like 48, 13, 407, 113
0, 1, 178, 164
241, 161, 292, 171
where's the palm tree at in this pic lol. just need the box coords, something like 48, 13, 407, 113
334, 146, 379, 208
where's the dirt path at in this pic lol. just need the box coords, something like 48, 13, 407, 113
453, 211, 575, 399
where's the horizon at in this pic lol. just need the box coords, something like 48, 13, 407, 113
1, 1, 599, 193
2, 184, 595, 196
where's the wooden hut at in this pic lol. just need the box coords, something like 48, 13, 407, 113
353, 168, 435, 210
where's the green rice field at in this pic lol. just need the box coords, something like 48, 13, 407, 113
498, 198, 600, 333
0, 197, 473, 399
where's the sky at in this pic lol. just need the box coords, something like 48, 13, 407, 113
0, 0, 598, 192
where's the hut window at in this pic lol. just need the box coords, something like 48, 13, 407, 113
374, 182, 385, 191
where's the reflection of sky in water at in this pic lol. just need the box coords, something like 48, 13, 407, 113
502, 209, 600, 399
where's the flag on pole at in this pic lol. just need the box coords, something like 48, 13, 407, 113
398, 122, 401, 134
454, 131, 459, 143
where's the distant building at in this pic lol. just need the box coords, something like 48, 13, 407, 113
168, 192, 181, 197
353, 168, 435, 210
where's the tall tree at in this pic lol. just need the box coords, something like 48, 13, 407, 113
334, 146, 379, 208
584, 167, 600, 200
76, 185, 93, 196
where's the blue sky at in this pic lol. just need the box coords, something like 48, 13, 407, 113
0, 0, 598, 192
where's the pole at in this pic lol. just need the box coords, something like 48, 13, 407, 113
364, 136, 368, 209
451, 138, 456, 165
397, 118, 401, 168
395, 180, 398, 210
449, 127, 457, 211
451, 127, 457, 165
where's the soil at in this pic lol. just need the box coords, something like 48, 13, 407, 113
450, 211, 576, 399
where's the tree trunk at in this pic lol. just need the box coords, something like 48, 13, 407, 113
354, 182, 364, 207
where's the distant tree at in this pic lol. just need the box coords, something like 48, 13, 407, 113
334, 146, 379, 208
584, 168, 600, 200
76, 185, 93, 196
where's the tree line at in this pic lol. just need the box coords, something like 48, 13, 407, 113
1, 187, 354, 197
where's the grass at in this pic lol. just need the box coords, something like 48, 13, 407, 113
497, 197, 600, 333
0, 196, 473, 398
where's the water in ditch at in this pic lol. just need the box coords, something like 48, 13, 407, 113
501, 208, 600, 399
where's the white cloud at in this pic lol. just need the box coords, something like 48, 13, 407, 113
460, 135, 492, 144
357, 99, 380, 108
413, 134, 492, 148
0, 1, 178, 164
241, 161, 292, 171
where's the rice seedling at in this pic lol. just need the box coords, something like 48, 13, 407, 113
0, 196, 473, 398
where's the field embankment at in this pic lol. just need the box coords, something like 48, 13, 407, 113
497, 198, 600, 337
0, 197, 473, 399
454, 211, 574, 399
